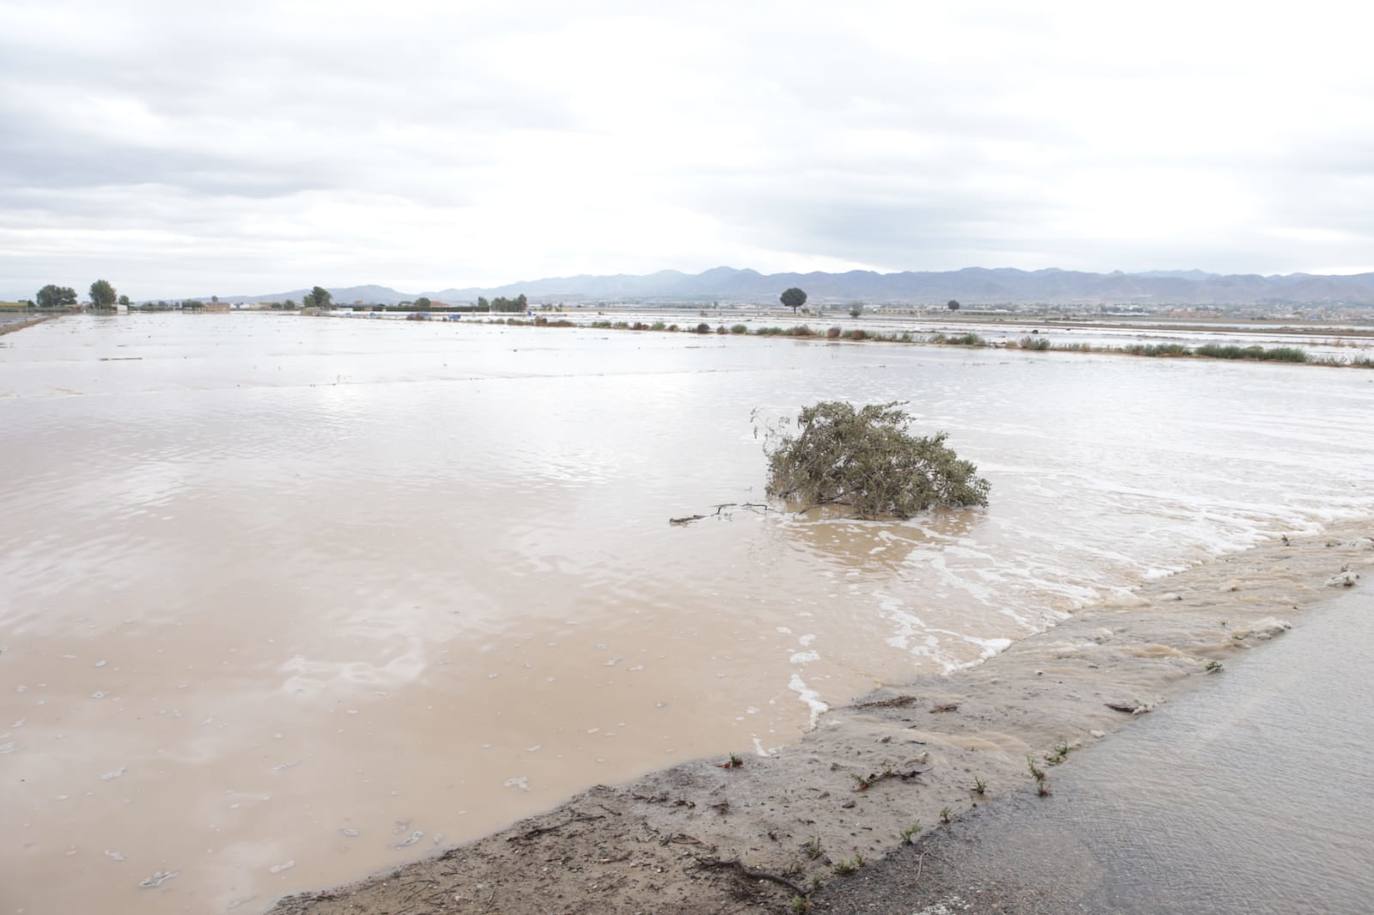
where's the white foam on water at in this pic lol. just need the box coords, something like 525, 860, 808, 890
788, 673, 828, 729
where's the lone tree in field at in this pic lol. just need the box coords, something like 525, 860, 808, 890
947, 299, 960, 311
780, 287, 807, 313
849, 303, 864, 318
765, 401, 989, 519
413, 296, 432, 309
89, 279, 117, 310
36, 284, 77, 309
117, 294, 130, 307
302, 286, 332, 309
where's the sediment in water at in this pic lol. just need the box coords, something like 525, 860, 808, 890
270, 523, 1372, 914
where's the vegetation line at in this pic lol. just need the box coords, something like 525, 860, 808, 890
467, 315, 1374, 369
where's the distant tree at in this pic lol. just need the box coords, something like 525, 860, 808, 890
211, 295, 219, 305
413, 296, 432, 309
284, 298, 298, 309
849, 303, 864, 319
947, 299, 960, 311
490, 293, 530, 313
302, 286, 332, 309
477, 296, 490, 311
89, 279, 117, 309
117, 294, 130, 307
36, 284, 78, 309
780, 287, 807, 313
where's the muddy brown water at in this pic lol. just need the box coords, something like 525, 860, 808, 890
3, 314, 1373, 913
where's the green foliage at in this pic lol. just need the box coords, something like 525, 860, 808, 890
117, 294, 131, 307
695, 322, 711, 334
36, 284, 78, 309
490, 294, 528, 313
833, 855, 862, 876
89, 279, 117, 309
947, 299, 960, 311
931, 332, 985, 347
302, 286, 332, 309
780, 287, 808, 312
1122, 343, 1190, 357
848, 303, 864, 318
730, 324, 748, 334
765, 401, 990, 519
1195, 343, 1307, 363
413, 296, 432, 309
1019, 335, 1051, 351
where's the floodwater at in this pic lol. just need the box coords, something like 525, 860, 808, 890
835, 587, 1374, 913
501, 308, 1374, 363
2, 314, 1373, 914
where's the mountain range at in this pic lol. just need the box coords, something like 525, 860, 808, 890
214, 267, 1374, 307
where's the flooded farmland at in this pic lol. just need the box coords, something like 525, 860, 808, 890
3, 314, 1374, 914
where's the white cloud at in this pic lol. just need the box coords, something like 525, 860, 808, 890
1, 0, 1373, 298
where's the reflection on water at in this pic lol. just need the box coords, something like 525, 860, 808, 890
2, 314, 1373, 913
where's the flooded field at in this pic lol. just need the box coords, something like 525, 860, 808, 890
3, 313, 1374, 914
431, 308, 1374, 364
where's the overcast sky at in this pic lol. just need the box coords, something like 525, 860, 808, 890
2, 0, 1372, 298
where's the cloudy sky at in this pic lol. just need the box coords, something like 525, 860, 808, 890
2, 0, 1372, 299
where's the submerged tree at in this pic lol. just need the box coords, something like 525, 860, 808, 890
35, 284, 78, 308
947, 299, 961, 311
89, 279, 117, 309
765, 401, 989, 518
780, 287, 807, 313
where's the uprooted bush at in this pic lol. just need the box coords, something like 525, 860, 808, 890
764, 401, 990, 518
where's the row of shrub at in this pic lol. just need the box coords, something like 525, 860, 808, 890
486, 316, 1374, 369
1120, 342, 1309, 363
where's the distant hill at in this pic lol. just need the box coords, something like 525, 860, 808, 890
213, 267, 1374, 307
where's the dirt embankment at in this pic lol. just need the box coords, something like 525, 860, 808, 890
0, 314, 57, 336
271, 524, 1372, 915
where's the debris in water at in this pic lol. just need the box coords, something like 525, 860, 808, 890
393, 830, 424, 848
100, 766, 127, 781
268, 860, 296, 874
338, 827, 360, 838
1106, 700, 1153, 715
139, 870, 178, 888
504, 776, 530, 791
104, 849, 126, 862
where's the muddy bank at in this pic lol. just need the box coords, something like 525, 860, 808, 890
811, 586, 1374, 914
0, 314, 56, 336
269, 522, 1372, 914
